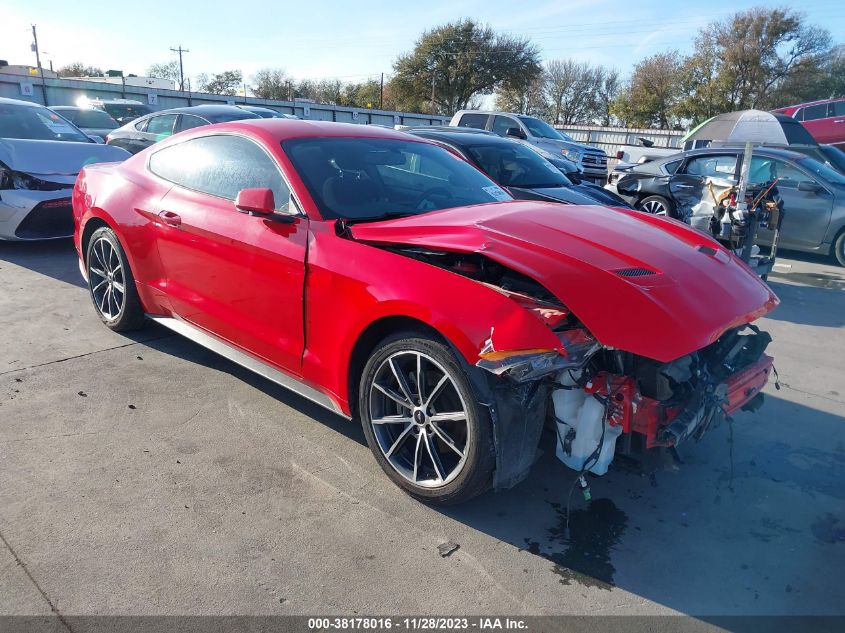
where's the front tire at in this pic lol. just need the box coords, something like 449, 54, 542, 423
358, 333, 495, 504
86, 227, 146, 332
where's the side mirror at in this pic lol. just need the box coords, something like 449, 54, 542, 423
235, 188, 275, 215
505, 127, 526, 140
797, 180, 821, 193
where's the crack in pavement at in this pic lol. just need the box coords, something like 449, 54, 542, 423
0, 334, 175, 378
0, 527, 74, 632
778, 381, 845, 406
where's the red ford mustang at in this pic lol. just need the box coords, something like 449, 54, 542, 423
73, 120, 778, 503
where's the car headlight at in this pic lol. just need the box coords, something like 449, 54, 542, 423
476, 328, 600, 382
561, 148, 582, 162
0, 165, 67, 191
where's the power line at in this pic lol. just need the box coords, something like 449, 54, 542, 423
170, 45, 189, 91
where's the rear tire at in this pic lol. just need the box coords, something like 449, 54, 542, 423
833, 231, 845, 267
639, 195, 674, 217
86, 227, 146, 332
358, 333, 495, 504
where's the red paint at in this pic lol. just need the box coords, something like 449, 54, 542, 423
73, 119, 778, 417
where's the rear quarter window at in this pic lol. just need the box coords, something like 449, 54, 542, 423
458, 113, 489, 129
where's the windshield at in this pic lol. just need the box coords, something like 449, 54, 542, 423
797, 157, 845, 187
467, 142, 570, 188
517, 116, 573, 141
73, 109, 119, 129
283, 137, 512, 220
102, 103, 152, 120
0, 103, 90, 142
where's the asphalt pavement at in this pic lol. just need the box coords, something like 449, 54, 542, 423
1, 240, 843, 622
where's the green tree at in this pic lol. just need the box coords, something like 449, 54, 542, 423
612, 52, 683, 129
494, 75, 547, 116
391, 19, 541, 115
680, 7, 831, 120
57, 62, 103, 78
198, 70, 243, 96
252, 68, 290, 100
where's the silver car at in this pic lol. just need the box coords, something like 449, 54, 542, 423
0, 97, 130, 240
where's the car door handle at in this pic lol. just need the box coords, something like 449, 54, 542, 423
674, 184, 694, 189
158, 210, 182, 227
834, 119, 844, 123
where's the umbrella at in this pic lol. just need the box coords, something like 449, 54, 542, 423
681, 109, 816, 146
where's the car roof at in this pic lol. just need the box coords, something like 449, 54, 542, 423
409, 129, 518, 147
682, 145, 808, 161
0, 97, 45, 108
773, 96, 845, 112
168, 118, 425, 143
149, 104, 259, 116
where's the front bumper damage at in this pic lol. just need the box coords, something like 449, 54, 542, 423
474, 323, 774, 486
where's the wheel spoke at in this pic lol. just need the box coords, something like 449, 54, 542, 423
112, 281, 125, 293
431, 423, 465, 458
429, 411, 467, 424
371, 414, 413, 425
423, 374, 449, 408
373, 383, 413, 410
385, 424, 414, 458
98, 286, 110, 315
92, 278, 109, 292
89, 267, 107, 279
412, 431, 423, 482
389, 357, 416, 405
93, 242, 107, 271
416, 354, 424, 405
423, 431, 445, 481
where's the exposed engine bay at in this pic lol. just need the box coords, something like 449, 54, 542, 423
388, 243, 775, 480
551, 325, 773, 477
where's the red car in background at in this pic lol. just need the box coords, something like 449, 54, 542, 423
72, 120, 777, 504
773, 97, 845, 149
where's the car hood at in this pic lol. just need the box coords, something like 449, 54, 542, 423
0, 138, 129, 177
348, 201, 778, 362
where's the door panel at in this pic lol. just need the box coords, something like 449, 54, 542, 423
670, 154, 738, 224
154, 187, 308, 373
747, 157, 833, 249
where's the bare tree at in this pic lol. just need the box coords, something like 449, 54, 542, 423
543, 60, 601, 125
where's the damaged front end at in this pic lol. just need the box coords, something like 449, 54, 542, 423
547, 325, 773, 478
475, 320, 774, 487
367, 242, 775, 489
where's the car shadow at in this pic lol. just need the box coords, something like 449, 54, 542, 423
434, 392, 844, 615
137, 332, 365, 446
0, 238, 86, 289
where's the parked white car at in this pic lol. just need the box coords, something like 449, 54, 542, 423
0, 97, 130, 240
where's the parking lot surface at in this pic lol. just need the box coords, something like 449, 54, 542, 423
1, 241, 843, 618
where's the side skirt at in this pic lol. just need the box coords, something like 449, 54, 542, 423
148, 315, 350, 419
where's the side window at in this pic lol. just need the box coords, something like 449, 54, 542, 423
134, 118, 149, 131
146, 114, 178, 138
681, 154, 737, 178
793, 108, 804, 121
177, 114, 207, 132
802, 103, 829, 121
748, 157, 809, 188
492, 116, 518, 136
663, 159, 682, 174
833, 101, 845, 117
148, 135, 290, 211
458, 113, 489, 129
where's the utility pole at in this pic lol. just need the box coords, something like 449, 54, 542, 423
170, 45, 189, 91
31, 25, 48, 105
379, 72, 384, 110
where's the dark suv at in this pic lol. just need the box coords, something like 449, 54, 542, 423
449, 110, 609, 185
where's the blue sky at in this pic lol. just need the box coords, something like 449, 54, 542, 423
4, 0, 844, 88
